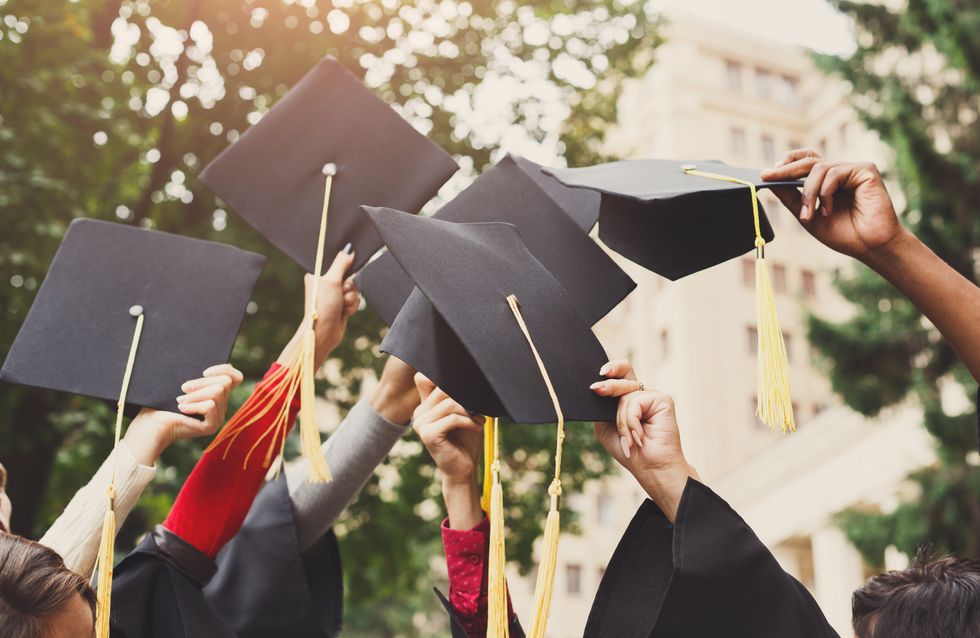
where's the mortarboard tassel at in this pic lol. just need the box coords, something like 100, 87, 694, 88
486, 416, 510, 638
506, 294, 565, 638
94, 307, 145, 638
682, 165, 795, 432
481, 415, 495, 513
207, 166, 338, 482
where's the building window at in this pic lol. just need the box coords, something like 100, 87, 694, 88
742, 258, 755, 287
725, 59, 742, 91
755, 68, 772, 99
660, 329, 669, 359
801, 270, 816, 298
730, 126, 747, 156
566, 564, 582, 595
761, 135, 776, 164
596, 492, 614, 527
779, 76, 800, 109
772, 264, 788, 293
783, 331, 792, 362
747, 326, 759, 355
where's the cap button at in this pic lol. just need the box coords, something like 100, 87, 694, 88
681, 163, 697, 171
321, 162, 337, 176
129, 305, 144, 317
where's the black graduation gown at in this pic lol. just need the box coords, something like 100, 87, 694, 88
110, 476, 343, 638
584, 479, 840, 638
434, 587, 525, 638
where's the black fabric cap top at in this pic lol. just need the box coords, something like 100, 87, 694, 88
363, 207, 617, 423
200, 56, 458, 274
355, 154, 634, 327
546, 159, 802, 280
0, 218, 265, 413
511, 155, 601, 232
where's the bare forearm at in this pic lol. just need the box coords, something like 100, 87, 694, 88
863, 229, 980, 380
442, 475, 483, 530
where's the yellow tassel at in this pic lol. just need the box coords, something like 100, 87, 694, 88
299, 323, 331, 482
481, 415, 495, 513
681, 165, 795, 433
527, 500, 561, 638
207, 169, 338, 481
506, 295, 565, 638
94, 309, 145, 637
487, 418, 509, 638
755, 243, 795, 432
93, 486, 115, 638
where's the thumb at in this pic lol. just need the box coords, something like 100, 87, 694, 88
414, 372, 436, 402
324, 246, 355, 283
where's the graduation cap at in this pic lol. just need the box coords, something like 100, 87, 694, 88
199, 56, 458, 482
356, 154, 633, 327
548, 159, 801, 432
511, 155, 601, 232
364, 206, 616, 638
0, 218, 265, 637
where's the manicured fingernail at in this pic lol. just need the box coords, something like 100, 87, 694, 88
632, 430, 644, 448
620, 435, 631, 458
176, 394, 189, 403
800, 204, 809, 219
599, 363, 611, 376
590, 382, 603, 391
343, 242, 353, 254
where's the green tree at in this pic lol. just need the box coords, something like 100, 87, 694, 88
816, 0, 980, 567
0, 0, 660, 633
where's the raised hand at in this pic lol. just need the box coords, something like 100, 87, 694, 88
761, 149, 903, 260
124, 364, 244, 465
412, 374, 484, 529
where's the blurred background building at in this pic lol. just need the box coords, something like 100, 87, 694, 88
505, 11, 935, 637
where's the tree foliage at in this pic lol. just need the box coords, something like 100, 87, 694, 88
0, 0, 659, 633
817, 0, 979, 568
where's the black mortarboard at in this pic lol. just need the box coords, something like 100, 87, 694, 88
511, 155, 601, 232
0, 218, 264, 413
363, 207, 616, 424
546, 159, 801, 280
355, 154, 633, 328
199, 55, 458, 274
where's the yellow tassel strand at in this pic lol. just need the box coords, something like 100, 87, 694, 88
486, 417, 510, 638
506, 295, 565, 638
94, 309, 145, 638
207, 168, 338, 481
682, 166, 795, 432
481, 415, 495, 513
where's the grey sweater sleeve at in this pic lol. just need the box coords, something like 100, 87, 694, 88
285, 397, 410, 551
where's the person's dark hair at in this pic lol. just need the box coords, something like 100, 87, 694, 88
852, 551, 980, 638
0, 533, 97, 638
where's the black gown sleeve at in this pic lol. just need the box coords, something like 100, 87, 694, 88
109, 527, 235, 638
585, 479, 840, 638
203, 475, 344, 638
433, 587, 525, 638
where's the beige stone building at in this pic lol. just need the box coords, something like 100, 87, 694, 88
504, 11, 935, 637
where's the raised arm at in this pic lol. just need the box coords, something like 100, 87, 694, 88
38, 365, 242, 576
285, 354, 420, 551
761, 151, 980, 381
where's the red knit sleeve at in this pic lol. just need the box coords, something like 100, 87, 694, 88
163, 363, 300, 558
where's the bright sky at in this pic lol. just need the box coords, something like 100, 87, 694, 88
655, 0, 856, 55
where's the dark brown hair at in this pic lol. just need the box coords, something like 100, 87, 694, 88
0, 533, 96, 638
852, 552, 980, 638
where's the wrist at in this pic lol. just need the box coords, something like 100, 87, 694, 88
123, 416, 170, 467
442, 471, 482, 530
633, 461, 692, 523
370, 377, 419, 426
860, 227, 917, 274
